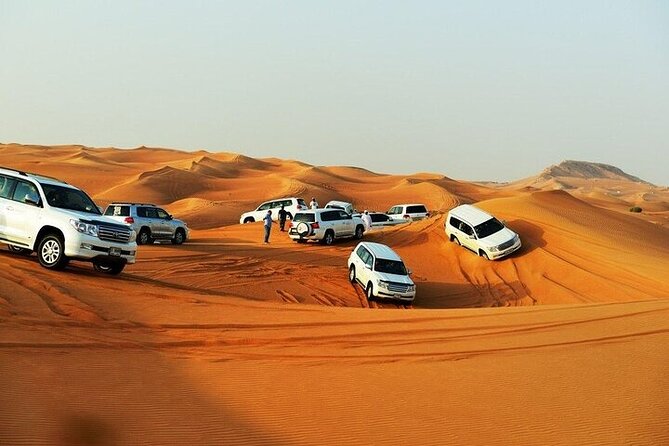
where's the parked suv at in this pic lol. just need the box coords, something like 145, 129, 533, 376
0, 167, 137, 274
104, 203, 189, 245
240, 197, 307, 224
348, 242, 415, 303
386, 204, 430, 221
289, 209, 365, 245
445, 204, 521, 260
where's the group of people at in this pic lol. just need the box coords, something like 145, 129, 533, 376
263, 197, 373, 244
263, 197, 320, 243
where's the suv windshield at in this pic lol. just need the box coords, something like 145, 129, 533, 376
474, 217, 504, 239
42, 184, 101, 215
293, 213, 315, 223
374, 259, 408, 276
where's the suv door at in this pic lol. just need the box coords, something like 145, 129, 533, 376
143, 207, 164, 238
337, 210, 354, 236
320, 211, 338, 236
459, 222, 478, 251
4, 179, 42, 246
155, 208, 174, 237
357, 246, 374, 285
0, 175, 18, 242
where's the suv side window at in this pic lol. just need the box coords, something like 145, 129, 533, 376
357, 246, 373, 266
105, 205, 130, 217
145, 208, 159, 219
449, 216, 462, 228
371, 214, 388, 223
12, 181, 40, 205
321, 211, 335, 222
407, 205, 427, 214
258, 202, 271, 211
338, 210, 351, 220
459, 222, 474, 236
156, 208, 169, 219
282, 199, 292, 207
0, 175, 17, 199
136, 207, 147, 218
387, 206, 399, 215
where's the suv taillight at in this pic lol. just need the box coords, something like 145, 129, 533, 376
311, 222, 320, 229
124, 217, 134, 224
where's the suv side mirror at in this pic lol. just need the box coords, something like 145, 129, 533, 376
364, 264, 372, 270
25, 194, 41, 207
167, 215, 173, 220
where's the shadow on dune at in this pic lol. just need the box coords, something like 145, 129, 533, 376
505, 219, 546, 256
415, 280, 532, 308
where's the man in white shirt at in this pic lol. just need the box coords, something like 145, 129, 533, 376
362, 210, 373, 232
310, 197, 319, 209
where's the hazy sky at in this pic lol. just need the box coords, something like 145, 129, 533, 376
1, 1, 668, 184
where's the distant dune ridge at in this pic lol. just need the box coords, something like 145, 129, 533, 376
1, 143, 668, 445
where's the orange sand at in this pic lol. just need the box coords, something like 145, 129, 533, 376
0, 144, 667, 445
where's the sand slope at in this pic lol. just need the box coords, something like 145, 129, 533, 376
1, 144, 668, 445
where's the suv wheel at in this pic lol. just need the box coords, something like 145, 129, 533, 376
93, 261, 125, 275
171, 228, 185, 245
243, 217, 255, 224
354, 225, 364, 239
37, 235, 68, 270
349, 265, 356, 283
453, 236, 460, 246
322, 230, 334, 246
138, 228, 152, 245
8, 245, 31, 255
366, 282, 374, 301
480, 250, 489, 260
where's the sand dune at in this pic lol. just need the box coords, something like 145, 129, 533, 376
0, 144, 668, 445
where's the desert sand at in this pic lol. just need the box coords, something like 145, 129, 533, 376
1, 144, 668, 445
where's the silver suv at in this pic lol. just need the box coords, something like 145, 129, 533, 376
288, 209, 366, 245
0, 166, 137, 274
104, 203, 189, 245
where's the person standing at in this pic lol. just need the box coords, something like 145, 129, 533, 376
263, 210, 273, 243
278, 205, 288, 231
362, 210, 373, 232
310, 197, 319, 209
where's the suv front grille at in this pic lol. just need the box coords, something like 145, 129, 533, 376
387, 282, 411, 293
98, 225, 132, 243
497, 237, 517, 251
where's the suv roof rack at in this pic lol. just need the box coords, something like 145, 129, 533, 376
109, 202, 157, 207
0, 166, 68, 184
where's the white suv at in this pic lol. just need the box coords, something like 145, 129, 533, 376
386, 203, 430, 221
445, 204, 521, 260
240, 197, 307, 224
104, 203, 189, 245
288, 209, 366, 245
0, 167, 137, 274
347, 242, 416, 303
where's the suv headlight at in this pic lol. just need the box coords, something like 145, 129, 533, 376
378, 280, 391, 290
407, 284, 416, 292
488, 245, 499, 252
70, 219, 98, 237
128, 229, 137, 243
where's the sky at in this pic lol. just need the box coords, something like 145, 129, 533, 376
1, 1, 668, 184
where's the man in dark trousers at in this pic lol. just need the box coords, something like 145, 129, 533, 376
278, 205, 289, 231
263, 210, 273, 244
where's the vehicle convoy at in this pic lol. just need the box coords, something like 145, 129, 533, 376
0, 167, 137, 274
445, 204, 521, 260
288, 209, 366, 245
386, 203, 430, 221
240, 197, 307, 224
104, 203, 189, 245
348, 242, 416, 303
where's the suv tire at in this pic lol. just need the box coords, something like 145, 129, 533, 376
172, 228, 186, 245
37, 234, 69, 270
354, 225, 364, 239
138, 228, 152, 245
93, 261, 125, 275
322, 230, 335, 246
366, 282, 374, 301
349, 265, 356, 283
243, 217, 255, 224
